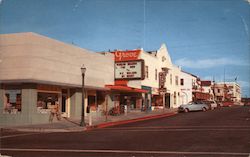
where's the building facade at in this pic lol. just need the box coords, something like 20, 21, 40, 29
213, 82, 241, 103
201, 81, 214, 101
0, 32, 114, 126
109, 44, 182, 110
180, 71, 197, 105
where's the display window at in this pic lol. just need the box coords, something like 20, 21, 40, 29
152, 95, 163, 107
4, 89, 22, 114
37, 92, 59, 114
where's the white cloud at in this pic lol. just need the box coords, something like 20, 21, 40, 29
246, 0, 250, 4
240, 15, 249, 37
175, 57, 249, 69
73, 0, 83, 11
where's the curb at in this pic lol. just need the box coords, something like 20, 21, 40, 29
8, 127, 86, 133
86, 112, 177, 131
13, 128, 69, 133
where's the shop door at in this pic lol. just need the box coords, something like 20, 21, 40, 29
165, 93, 170, 108
62, 94, 66, 113
61, 89, 69, 117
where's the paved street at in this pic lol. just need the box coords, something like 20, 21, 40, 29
1, 106, 250, 157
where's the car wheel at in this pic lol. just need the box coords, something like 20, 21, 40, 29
184, 108, 189, 113
202, 107, 207, 112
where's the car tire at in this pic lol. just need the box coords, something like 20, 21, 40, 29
184, 108, 189, 113
202, 107, 207, 112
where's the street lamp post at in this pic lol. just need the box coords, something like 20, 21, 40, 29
80, 64, 86, 126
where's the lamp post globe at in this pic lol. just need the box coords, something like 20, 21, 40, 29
81, 65, 86, 74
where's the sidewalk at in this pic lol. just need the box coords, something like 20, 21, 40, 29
2, 108, 178, 133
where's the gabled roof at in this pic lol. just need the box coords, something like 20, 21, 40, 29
181, 70, 198, 78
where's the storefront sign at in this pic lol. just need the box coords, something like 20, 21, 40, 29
37, 84, 61, 92
114, 50, 141, 61
115, 60, 144, 80
142, 86, 152, 94
193, 92, 210, 100
152, 87, 159, 95
181, 88, 191, 91
159, 88, 167, 93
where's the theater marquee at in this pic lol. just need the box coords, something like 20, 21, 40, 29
115, 60, 145, 80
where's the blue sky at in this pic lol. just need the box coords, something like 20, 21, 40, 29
0, 0, 249, 97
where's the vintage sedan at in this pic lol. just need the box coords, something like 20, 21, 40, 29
178, 102, 210, 113
203, 100, 218, 110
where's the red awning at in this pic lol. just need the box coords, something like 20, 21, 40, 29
105, 85, 148, 93
193, 92, 210, 100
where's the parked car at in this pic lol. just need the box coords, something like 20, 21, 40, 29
203, 100, 218, 110
244, 102, 250, 106
210, 101, 218, 109
216, 101, 223, 107
221, 101, 234, 107
178, 102, 210, 113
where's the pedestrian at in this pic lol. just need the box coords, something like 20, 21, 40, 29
49, 102, 61, 122
55, 102, 62, 121
6, 102, 12, 113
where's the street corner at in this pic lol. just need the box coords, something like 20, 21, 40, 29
85, 111, 178, 131
0, 154, 12, 157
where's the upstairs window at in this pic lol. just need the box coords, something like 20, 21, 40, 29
175, 76, 179, 85
170, 74, 173, 85
155, 69, 157, 80
145, 66, 149, 78
180, 78, 184, 86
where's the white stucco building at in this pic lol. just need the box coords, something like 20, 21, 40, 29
214, 82, 241, 103
180, 71, 197, 105
110, 44, 182, 109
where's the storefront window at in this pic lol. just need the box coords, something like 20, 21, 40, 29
4, 89, 22, 114
88, 95, 97, 112
37, 92, 59, 114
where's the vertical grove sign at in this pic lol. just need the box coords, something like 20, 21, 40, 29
159, 72, 166, 93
